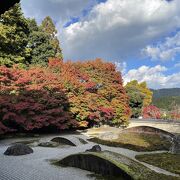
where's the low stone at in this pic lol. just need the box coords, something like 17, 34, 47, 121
171, 135, 180, 154
38, 142, 59, 147
4, 143, 33, 156
86, 145, 101, 152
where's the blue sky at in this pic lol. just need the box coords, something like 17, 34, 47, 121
21, 0, 180, 89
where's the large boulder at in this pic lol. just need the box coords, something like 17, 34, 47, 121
171, 135, 180, 154
86, 145, 102, 152
4, 143, 33, 156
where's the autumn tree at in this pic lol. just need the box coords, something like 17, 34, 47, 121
143, 105, 161, 119
0, 65, 77, 134
0, 58, 131, 134
125, 80, 153, 118
139, 82, 153, 107
0, 3, 30, 67
41, 16, 63, 60
67, 59, 131, 127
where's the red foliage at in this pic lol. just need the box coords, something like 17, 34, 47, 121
171, 112, 180, 120
0, 65, 77, 134
48, 58, 63, 69
143, 105, 161, 119
0, 58, 131, 134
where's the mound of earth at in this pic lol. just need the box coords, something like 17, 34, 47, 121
123, 126, 174, 139
51, 137, 76, 146
58, 153, 132, 179
89, 131, 171, 152
54, 151, 179, 180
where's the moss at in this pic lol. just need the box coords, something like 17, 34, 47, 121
136, 153, 180, 175
90, 151, 180, 180
88, 132, 171, 151
52, 151, 179, 180
77, 138, 88, 144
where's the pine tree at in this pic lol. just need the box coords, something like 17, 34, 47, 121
41, 16, 63, 60
0, 3, 30, 67
27, 18, 55, 66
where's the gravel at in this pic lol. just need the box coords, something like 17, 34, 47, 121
0, 134, 179, 179
0, 135, 95, 180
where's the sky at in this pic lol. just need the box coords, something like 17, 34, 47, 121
20, 0, 180, 89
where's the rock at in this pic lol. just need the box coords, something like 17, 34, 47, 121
38, 142, 59, 147
171, 135, 180, 154
4, 144, 33, 156
86, 145, 101, 152
99, 132, 119, 141
51, 137, 76, 146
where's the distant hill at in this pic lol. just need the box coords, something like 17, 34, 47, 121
152, 88, 180, 98
151, 88, 180, 110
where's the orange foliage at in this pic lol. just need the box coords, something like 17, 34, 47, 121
0, 58, 130, 134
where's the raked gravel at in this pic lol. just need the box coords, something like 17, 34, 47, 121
0, 134, 179, 180
0, 135, 95, 180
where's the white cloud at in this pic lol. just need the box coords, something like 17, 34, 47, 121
21, 0, 94, 24
61, 0, 180, 60
123, 65, 180, 89
142, 31, 180, 61
114, 61, 127, 75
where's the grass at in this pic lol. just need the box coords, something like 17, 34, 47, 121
136, 153, 180, 175
88, 132, 171, 151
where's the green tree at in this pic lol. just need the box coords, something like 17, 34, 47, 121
125, 83, 144, 118
41, 16, 63, 60
0, 3, 30, 67
27, 18, 55, 66
125, 80, 153, 118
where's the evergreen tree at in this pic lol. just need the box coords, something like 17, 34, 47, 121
0, 3, 30, 67
27, 18, 55, 66
41, 16, 63, 60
